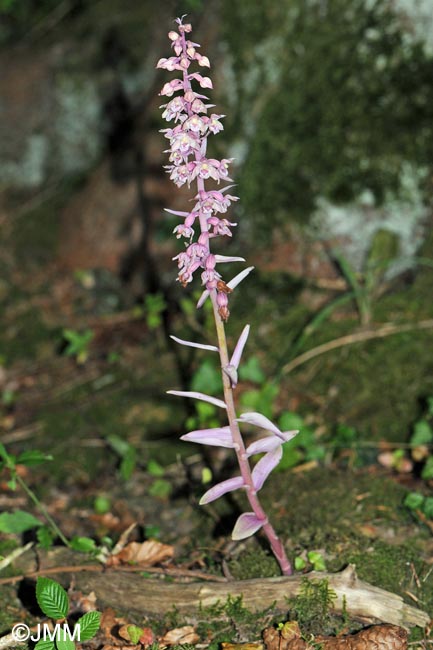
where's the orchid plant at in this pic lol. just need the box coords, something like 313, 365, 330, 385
157, 16, 297, 576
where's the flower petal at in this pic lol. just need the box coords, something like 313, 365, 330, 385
237, 412, 281, 436
167, 390, 227, 409
181, 426, 234, 447
232, 512, 265, 540
251, 447, 283, 491
246, 436, 281, 456
199, 476, 244, 504
230, 324, 250, 369
170, 335, 218, 352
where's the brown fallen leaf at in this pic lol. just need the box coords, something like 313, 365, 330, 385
68, 589, 98, 613
159, 625, 199, 646
139, 628, 154, 647
117, 623, 154, 647
263, 623, 408, 650
100, 607, 128, 641
110, 540, 174, 567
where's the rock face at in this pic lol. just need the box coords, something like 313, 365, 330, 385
0, 51, 53, 188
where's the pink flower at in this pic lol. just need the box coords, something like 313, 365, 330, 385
159, 79, 183, 96
184, 115, 207, 134
207, 216, 236, 237
161, 96, 186, 121
207, 114, 225, 134
188, 72, 213, 89
156, 56, 182, 71
195, 54, 210, 67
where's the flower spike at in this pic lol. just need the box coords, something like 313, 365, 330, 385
158, 17, 294, 575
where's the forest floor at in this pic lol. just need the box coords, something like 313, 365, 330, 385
0, 182, 432, 649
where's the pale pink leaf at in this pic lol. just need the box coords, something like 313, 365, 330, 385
230, 324, 250, 369
197, 267, 254, 309
199, 476, 244, 504
170, 335, 218, 352
246, 436, 281, 456
227, 266, 254, 290
237, 412, 281, 436
251, 447, 283, 491
196, 289, 210, 309
164, 208, 190, 217
181, 426, 234, 447
232, 512, 264, 540
167, 390, 227, 409
214, 255, 245, 263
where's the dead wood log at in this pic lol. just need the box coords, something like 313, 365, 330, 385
7, 549, 429, 629
73, 565, 429, 628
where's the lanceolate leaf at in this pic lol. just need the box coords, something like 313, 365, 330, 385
170, 335, 218, 352
36, 577, 69, 620
197, 267, 255, 308
251, 446, 283, 491
227, 266, 254, 290
232, 512, 264, 540
199, 476, 244, 504
77, 611, 101, 641
246, 436, 280, 456
167, 390, 227, 409
214, 255, 245, 263
230, 324, 250, 369
237, 412, 281, 436
181, 426, 235, 448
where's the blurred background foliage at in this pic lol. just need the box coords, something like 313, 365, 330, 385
222, 0, 433, 238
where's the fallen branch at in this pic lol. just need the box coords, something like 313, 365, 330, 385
282, 319, 433, 375
72, 564, 429, 629
3, 549, 429, 629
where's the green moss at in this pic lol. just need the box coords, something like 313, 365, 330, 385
288, 578, 340, 636
227, 545, 280, 580
196, 596, 279, 650
256, 466, 433, 627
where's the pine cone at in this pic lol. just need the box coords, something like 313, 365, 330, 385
263, 624, 408, 650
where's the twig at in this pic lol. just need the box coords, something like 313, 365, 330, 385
0, 632, 24, 649
0, 562, 228, 586
0, 542, 34, 572
281, 319, 433, 375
